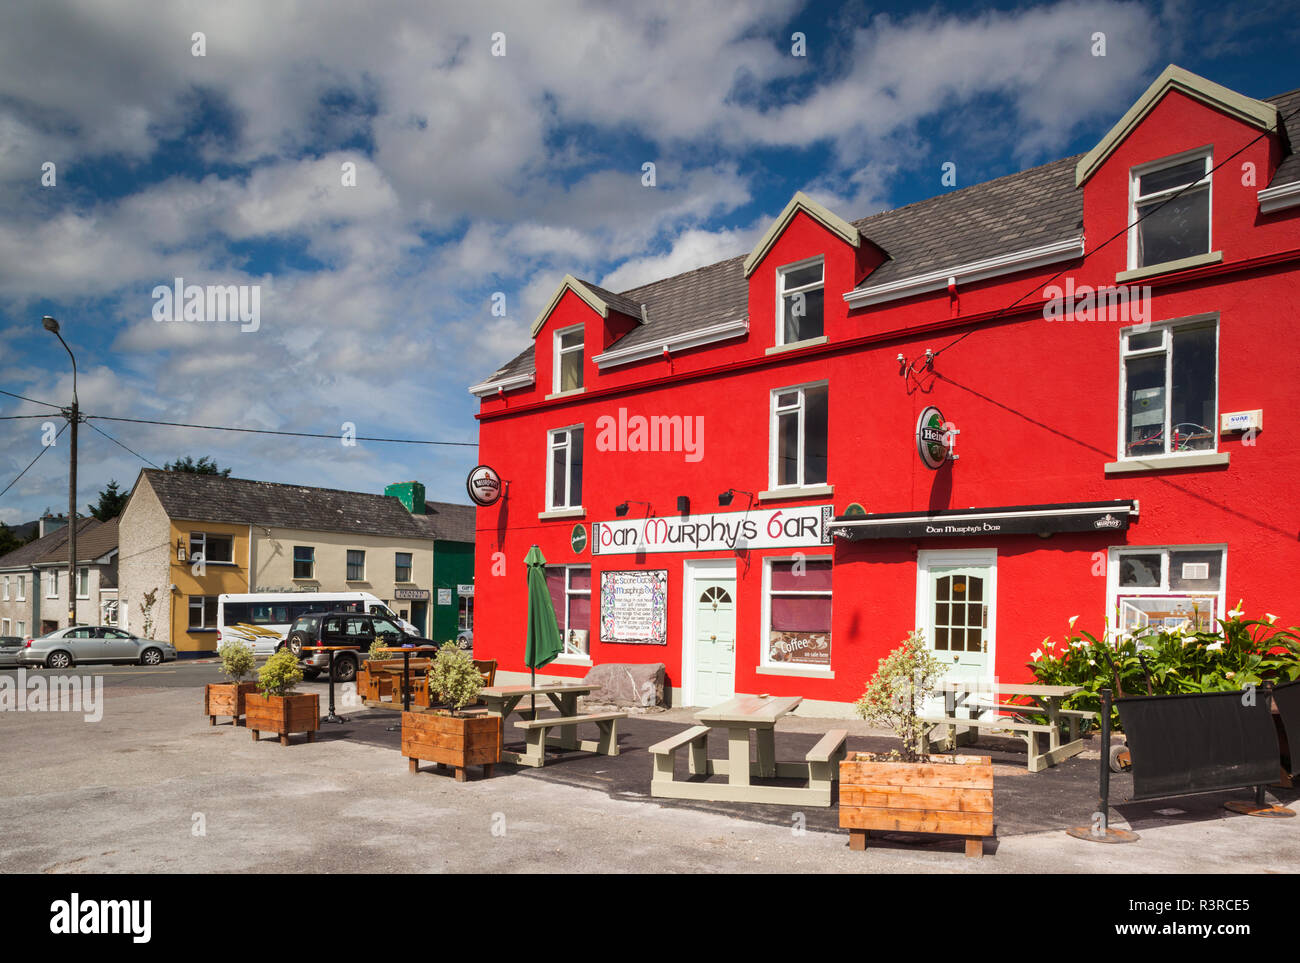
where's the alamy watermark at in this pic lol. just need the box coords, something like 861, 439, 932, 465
594, 407, 703, 463
1042, 278, 1151, 329
152, 277, 260, 332
0, 668, 103, 721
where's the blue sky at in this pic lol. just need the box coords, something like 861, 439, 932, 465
1, 0, 1296, 525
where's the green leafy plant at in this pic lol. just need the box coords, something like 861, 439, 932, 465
366, 638, 388, 662
853, 629, 946, 762
427, 642, 483, 714
258, 648, 303, 697
217, 638, 255, 682
1028, 607, 1300, 730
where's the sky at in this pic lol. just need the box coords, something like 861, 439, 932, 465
0, 0, 1296, 526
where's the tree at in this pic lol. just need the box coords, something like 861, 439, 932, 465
163, 456, 232, 477
0, 523, 24, 557
89, 480, 130, 521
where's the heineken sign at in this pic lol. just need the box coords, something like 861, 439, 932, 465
916, 406, 952, 470
570, 523, 588, 554
466, 464, 502, 507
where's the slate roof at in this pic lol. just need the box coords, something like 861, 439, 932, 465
576, 278, 645, 320
0, 516, 118, 569
137, 470, 475, 543
480, 84, 1298, 388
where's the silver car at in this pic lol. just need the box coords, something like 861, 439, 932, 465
17, 626, 177, 668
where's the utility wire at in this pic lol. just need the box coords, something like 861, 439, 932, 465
927, 101, 1300, 364
86, 420, 162, 469
0, 421, 68, 498
0, 388, 64, 410
86, 414, 477, 447
0, 414, 57, 420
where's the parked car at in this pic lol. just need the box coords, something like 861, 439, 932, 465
292, 611, 431, 683
0, 635, 25, 667
17, 626, 178, 669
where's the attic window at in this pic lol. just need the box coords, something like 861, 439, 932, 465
778, 258, 824, 345
1130, 152, 1211, 269
554, 325, 584, 393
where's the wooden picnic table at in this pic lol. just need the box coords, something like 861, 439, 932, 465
479, 683, 611, 767
376, 646, 441, 713
650, 694, 848, 806
923, 681, 1088, 772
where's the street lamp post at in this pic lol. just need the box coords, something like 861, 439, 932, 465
43, 316, 79, 628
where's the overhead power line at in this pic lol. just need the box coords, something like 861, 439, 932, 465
86, 414, 477, 447
0, 421, 68, 498
0, 388, 64, 410
86, 420, 162, 469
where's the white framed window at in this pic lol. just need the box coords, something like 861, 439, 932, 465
777, 257, 824, 346
45, 570, 58, 599
1119, 315, 1217, 459
546, 425, 584, 510
101, 599, 118, 626
1107, 544, 1226, 640
762, 555, 832, 669
15, 574, 25, 601
2, 576, 7, 600
1129, 149, 1211, 270
346, 550, 366, 581
76, 567, 90, 599
1, 619, 9, 634
188, 595, 219, 630
15, 621, 24, 636
553, 324, 584, 393
189, 531, 234, 564
546, 565, 591, 657
770, 382, 828, 489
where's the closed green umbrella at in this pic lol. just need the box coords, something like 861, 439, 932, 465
524, 545, 563, 714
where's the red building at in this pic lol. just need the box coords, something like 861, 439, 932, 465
468, 66, 1300, 713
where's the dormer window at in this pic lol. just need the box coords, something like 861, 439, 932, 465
777, 258, 824, 345
554, 325, 584, 393
1130, 152, 1211, 269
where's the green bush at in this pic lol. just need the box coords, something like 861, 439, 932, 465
1028, 607, 1300, 730
366, 638, 388, 662
427, 642, 482, 713
853, 630, 947, 762
258, 648, 303, 697
217, 638, 255, 682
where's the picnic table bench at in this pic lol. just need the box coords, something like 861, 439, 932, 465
920, 682, 1088, 772
514, 711, 625, 767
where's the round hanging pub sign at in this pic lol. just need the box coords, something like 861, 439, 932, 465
570, 523, 588, 554
916, 406, 950, 470
466, 464, 503, 507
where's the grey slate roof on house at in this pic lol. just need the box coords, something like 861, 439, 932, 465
0, 517, 118, 568
417, 501, 477, 543
480, 86, 1298, 387
139, 469, 474, 543
576, 279, 646, 321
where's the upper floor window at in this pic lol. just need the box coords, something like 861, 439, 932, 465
76, 567, 89, 599
190, 531, 234, 565
1130, 152, 1211, 269
778, 258, 824, 345
346, 550, 366, 581
1120, 318, 1217, 459
2, 576, 7, 600
554, 325, 584, 393
547, 426, 584, 510
293, 546, 315, 579
770, 383, 828, 488
15, 575, 25, 601
395, 552, 413, 583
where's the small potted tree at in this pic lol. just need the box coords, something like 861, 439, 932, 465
245, 649, 319, 746
204, 638, 258, 726
840, 630, 994, 858
401, 643, 501, 781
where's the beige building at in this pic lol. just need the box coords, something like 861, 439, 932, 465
0, 517, 119, 637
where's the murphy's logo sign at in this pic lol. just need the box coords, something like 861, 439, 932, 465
592, 505, 833, 556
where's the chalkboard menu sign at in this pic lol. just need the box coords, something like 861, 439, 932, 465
600, 570, 668, 645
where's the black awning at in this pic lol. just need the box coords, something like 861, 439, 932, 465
827, 499, 1137, 540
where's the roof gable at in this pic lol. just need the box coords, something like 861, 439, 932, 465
1076, 64, 1280, 187
529, 274, 644, 338
743, 191, 861, 277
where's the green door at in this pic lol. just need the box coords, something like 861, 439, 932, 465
928, 566, 991, 688
693, 581, 735, 707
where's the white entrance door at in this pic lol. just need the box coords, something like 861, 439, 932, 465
918, 550, 996, 693
692, 580, 736, 707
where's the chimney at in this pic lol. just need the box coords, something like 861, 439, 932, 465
40, 513, 69, 538
385, 481, 426, 515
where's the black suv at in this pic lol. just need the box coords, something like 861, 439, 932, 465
289, 611, 429, 682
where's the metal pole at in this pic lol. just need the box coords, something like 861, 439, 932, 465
67, 398, 77, 626
1099, 688, 1113, 832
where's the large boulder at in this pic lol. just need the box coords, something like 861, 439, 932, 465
582, 663, 666, 708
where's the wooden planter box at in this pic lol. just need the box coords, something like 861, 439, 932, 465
402, 710, 501, 782
245, 692, 319, 746
204, 681, 258, 726
840, 752, 994, 858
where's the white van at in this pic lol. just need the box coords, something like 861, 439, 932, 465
216, 592, 419, 655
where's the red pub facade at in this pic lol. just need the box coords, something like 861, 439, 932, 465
469, 66, 1300, 713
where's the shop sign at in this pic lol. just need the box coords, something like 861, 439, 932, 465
769, 632, 831, 667
437, 588, 453, 605
916, 406, 953, 470
592, 505, 833, 556
394, 588, 430, 601
570, 523, 588, 554
456, 584, 474, 597
599, 570, 668, 645
465, 464, 502, 507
